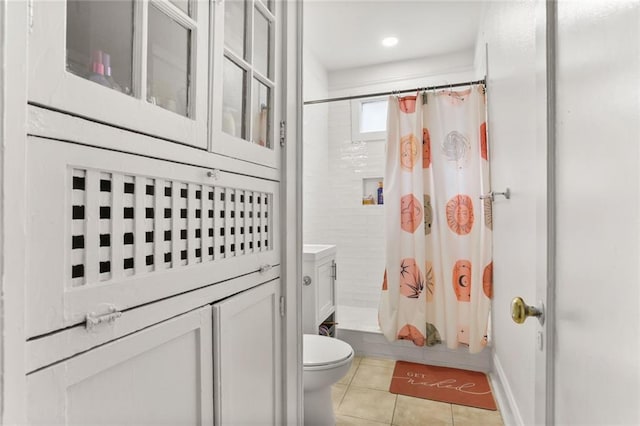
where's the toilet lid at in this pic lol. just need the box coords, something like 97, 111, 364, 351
303, 334, 353, 367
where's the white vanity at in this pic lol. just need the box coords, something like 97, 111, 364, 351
302, 244, 337, 336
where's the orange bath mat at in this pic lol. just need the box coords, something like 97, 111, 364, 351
389, 361, 497, 410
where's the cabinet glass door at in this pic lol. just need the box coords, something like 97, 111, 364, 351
210, 0, 281, 169
147, 4, 192, 117
29, 0, 209, 147
66, 0, 135, 96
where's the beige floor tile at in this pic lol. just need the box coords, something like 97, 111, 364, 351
332, 384, 348, 410
360, 356, 397, 369
392, 394, 453, 426
337, 386, 397, 424
351, 363, 394, 391
352, 355, 363, 367
452, 404, 503, 426
338, 359, 360, 385
336, 414, 390, 425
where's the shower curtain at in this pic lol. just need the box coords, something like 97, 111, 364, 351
378, 86, 491, 354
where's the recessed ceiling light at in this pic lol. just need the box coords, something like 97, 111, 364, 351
382, 36, 398, 47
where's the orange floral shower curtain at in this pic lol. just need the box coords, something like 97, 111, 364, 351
378, 86, 492, 354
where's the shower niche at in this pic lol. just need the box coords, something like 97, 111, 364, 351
362, 177, 383, 205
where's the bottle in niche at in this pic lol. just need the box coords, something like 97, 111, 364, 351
377, 181, 384, 205
88, 50, 111, 88
102, 52, 122, 92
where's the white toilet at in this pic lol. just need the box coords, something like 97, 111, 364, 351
303, 334, 354, 425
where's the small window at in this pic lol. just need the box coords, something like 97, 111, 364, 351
351, 98, 388, 141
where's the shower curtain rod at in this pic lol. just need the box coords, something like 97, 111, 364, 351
303, 78, 486, 105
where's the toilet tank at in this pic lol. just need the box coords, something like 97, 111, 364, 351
302, 244, 337, 335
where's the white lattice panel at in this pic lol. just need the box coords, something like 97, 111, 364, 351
27, 137, 279, 337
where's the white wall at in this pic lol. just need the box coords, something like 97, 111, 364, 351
474, 2, 540, 425
329, 49, 476, 94
302, 48, 330, 245
555, 2, 640, 424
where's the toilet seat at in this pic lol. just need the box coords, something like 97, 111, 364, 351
303, 334, 354, 370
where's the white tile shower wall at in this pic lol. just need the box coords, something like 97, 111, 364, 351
303, 48, 330, 245
323, 53, 476, 310
326, 100, 385, 309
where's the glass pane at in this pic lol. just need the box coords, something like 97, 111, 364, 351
254, 9, 271, 78
224, 0, 246, 60
66, 0, 134, 95
252, 79, 271, 148
223, 57, 246, 140
147, 5, 191, 117
360, 100, 388, 133
169, 0, 189, 15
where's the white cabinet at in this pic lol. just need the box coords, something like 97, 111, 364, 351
213, 279, 282, 425
28, 0, 209, 147
27, 306, 213, 425
20, 0, 292, 423
26, 136, 279, 337
302, 244, 337, 335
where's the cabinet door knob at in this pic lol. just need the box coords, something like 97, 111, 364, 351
303, 276, 312, 286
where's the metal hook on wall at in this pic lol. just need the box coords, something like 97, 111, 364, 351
479, 188, 511, 201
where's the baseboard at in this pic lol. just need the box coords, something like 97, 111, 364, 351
337, 327, 491, 373
489, 352, 524, 426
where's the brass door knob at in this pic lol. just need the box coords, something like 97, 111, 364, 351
511, 297, 544, 325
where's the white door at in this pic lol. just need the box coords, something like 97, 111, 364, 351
212, 279, 282, 425
482, 2, 551, 424
554, 2, 640, 424
27, 306, 213, 425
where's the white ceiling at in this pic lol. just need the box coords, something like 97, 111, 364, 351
303, 1, 485, 71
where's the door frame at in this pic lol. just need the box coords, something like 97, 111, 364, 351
0, 0, 29, 423
535, 0, 556, 424
282, 0, 303, 424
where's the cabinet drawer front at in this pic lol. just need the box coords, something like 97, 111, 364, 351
27, 306, 213, 425
28, 0, 208, 148
26, 137, 279, 337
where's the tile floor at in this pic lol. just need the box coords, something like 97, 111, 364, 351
332, 356, 504, 426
